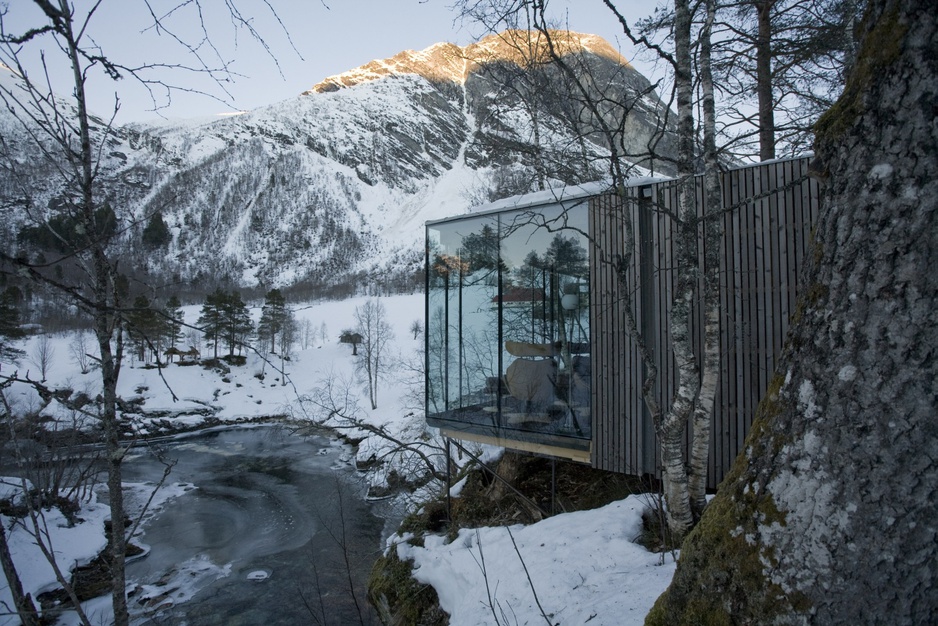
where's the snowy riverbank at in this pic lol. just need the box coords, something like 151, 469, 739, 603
1, 293, 676, 625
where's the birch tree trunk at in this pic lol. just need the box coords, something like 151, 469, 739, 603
64, 10, 131, 619
648, 0, 938, 621
0, 523, 41, 626
8, 4, 135, 623
652, 0, 698, 539
687, 0, 722, 520
3, 3, 290, 623
99, 320, 129, 626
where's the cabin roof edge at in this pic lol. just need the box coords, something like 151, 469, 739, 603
425, 176, 667, 227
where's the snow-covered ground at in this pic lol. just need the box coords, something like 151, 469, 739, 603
0, 292, 676, 625
397, 495, 676, 625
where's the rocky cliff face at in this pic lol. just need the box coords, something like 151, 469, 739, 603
1, 30, 674, 291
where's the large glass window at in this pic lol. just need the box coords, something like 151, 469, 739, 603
426, 200, 591, 446
426, 214, 501, 417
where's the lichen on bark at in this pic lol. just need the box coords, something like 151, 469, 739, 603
646, 373, 808, 626
813, 4, 905, 143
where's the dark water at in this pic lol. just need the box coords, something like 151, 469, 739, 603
123, 426, 383, 625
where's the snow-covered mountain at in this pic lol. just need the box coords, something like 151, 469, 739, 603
1, 30, 674, 292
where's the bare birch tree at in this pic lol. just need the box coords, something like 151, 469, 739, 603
639, 0, 866, 158
69, 330, 91, 374
354, 299, 393, 411
301, 318, 315, 350
0, 383, 41, 626
688, 0, 722, 518
624, 0, 714, 538
0, 2, 293, 623
30, 334, 54, 383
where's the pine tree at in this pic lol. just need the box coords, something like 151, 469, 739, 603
165, 295, 184, 350
257, 288, 287, 353
220, 291, 252, 357
0, 288, 25, 360
197, 289, 227, 359
141, 212, 172, 248
126, 295, 161, 363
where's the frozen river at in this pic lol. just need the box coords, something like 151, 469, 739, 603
122, 425, 384, 625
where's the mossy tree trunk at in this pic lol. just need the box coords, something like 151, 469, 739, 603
646, 0, 938, 623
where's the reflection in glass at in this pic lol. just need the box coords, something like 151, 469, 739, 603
426, 200, 591, 447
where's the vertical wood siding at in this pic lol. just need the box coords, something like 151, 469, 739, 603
589, 157, 819, 487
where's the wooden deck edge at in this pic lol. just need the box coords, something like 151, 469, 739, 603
438, 428, 592, 464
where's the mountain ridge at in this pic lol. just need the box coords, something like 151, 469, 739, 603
1, 30, 674, 294
307, 30, 633, 94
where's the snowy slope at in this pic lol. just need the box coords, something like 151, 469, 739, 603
1, 31, 675, 290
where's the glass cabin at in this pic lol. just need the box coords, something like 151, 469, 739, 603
425, 197, 592, 459
425, 157, 822, 486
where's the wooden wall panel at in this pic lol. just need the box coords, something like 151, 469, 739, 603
590, 156, 820, 487
590, 188, 650, 474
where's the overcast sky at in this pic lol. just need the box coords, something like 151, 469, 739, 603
3, 0, 661, 124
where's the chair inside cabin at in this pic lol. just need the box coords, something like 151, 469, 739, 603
503, 341, 560, 425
